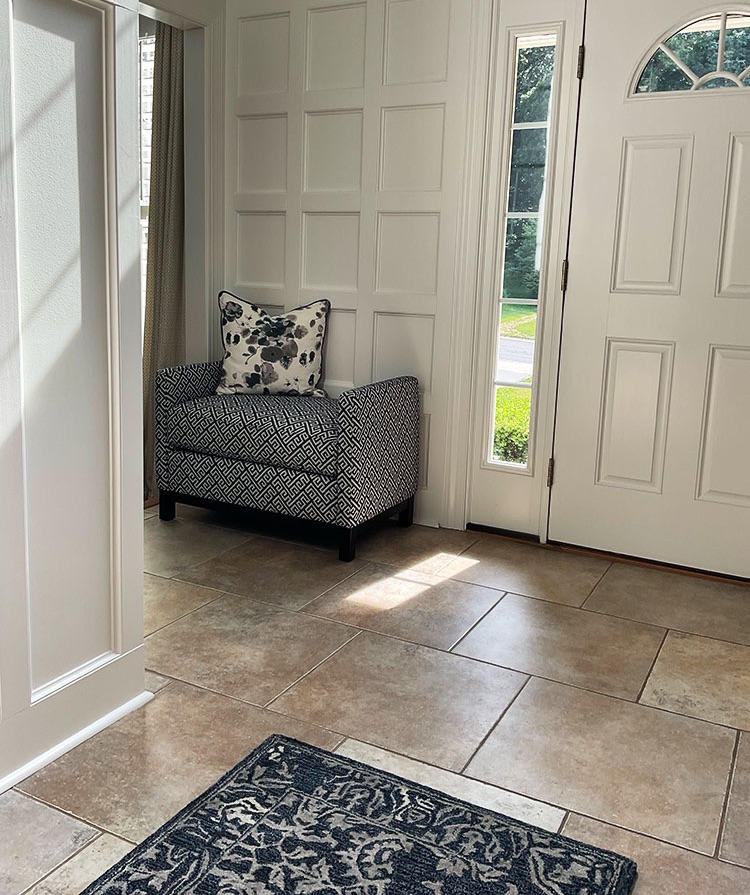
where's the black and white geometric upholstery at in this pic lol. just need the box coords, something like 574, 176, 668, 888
154, 362, 420, 560
168, 394, 340, 476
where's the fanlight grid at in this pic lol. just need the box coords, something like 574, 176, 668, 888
635, 10, 750, 93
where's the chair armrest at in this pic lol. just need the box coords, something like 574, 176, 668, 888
155, 361, 223, 408
154, 362, 222, 486
336, 376, 420, 526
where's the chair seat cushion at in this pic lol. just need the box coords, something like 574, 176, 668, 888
167, 394, 339, 477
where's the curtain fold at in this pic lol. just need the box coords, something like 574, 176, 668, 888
143, 21, 185, 501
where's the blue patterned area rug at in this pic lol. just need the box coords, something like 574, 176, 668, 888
83, 734, 637, 894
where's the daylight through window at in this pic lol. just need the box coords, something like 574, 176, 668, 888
636, 11, 750, 93
491, 34, 556, 467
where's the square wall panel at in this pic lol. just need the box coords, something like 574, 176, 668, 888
376, 213, 439, 294
307, 4, 366, 91
238, 14, 290, 95
303, 213, 359, 290
236, 213, 286, 286
238, 116, 287, 192
384, 0, 450, 85
373, 312, 434, 392
380, 105, 444, 191
323, 308, 356, 388
305, 111, 363, 192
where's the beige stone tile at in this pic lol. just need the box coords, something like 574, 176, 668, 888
144, 670, 171, 693
143, 516, 254, 578
466, 677, 735, 853
721, 731, 750, 867
354, 524, 481, 575
454, 593, 665, 700
143, 506, 158, 520
440, 537, 610, 606
26, 834, 133, 895
303, 562, 502, 649
176, 537, 367, 610
0, 790, 98, 895
585, 563, 750, 645
563, 815, 750, 894
146, 595, 357, 705
144, 572, 223, 635
336, 739, 565, 832
270, 631, 527, 771
17, 680, 341, 843
640, 631, 750, 728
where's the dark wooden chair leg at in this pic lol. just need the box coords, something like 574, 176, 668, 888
339, 528, 356, 562
397, 496, 414, 528
159, 491, 176, 521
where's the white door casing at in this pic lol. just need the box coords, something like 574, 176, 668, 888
0, 0, 148, 790
467, 0, 585, 536
549, 1, 750, 577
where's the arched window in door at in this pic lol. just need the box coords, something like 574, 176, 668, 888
634, 10, 750, 93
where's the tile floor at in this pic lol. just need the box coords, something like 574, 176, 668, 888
3, 506, 750, 894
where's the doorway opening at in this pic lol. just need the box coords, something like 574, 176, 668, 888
138, 8, 208, 507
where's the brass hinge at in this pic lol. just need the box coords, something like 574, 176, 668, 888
561, 258, 569, 292
577, 45, 585, 79
547, 457, 555, 488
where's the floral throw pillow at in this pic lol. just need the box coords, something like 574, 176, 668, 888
216, 292, 331, 395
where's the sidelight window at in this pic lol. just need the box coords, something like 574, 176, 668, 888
490, 34, 556, 467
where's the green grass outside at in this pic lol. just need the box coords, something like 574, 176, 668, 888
500, 303, 537, 340
493, 386, 531, 464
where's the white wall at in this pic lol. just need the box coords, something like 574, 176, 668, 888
223, 0, 485, 525
0, 0, 148, 790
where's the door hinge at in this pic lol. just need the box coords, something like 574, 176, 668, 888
546, 457, 555, 488
577, 44, 585, 79
561, 258, 569, 292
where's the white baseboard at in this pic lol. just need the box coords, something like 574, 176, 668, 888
0, 690, 153, 794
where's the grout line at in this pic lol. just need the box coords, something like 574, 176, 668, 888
16, 832, 108, 895
330, 735, 566, 820
150, 580, 744, 735
293, 562, 373, 611
714, 729, 742, 860
547, 540, 750, 587
11, 787, 137, 845
458, 675, 532, 775
579, 561, 613, 609
558, 806, 742, 862
558, 810, 570, 835
144, 588, 231, 637
446, 591, 507, 652
264, 630, 363, 709
633, 627, 670, 704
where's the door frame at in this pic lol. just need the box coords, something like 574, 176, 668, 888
0, 0, 148, 792
453, 0, 585, 537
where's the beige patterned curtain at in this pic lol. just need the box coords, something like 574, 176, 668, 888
143, 21, 185, 501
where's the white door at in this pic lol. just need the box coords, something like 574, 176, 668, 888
549, 2, 750, 577
467, 0, 584, 534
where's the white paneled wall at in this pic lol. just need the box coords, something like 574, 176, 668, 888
225, 0, 472, 523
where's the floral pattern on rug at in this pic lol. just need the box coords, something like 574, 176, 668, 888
82, 736, 637, 895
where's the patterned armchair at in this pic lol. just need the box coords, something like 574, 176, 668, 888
154, 361, 420, 560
